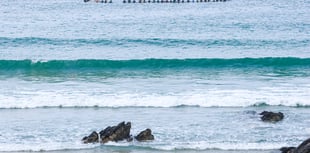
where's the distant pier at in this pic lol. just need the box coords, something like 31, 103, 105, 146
84, 0, 112, 3
84, 0, 228, 3
123, 0, 228, 3
123, 0, 227, 3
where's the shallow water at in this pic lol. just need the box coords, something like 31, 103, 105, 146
0, 107, 309, 152
0, 0, 309, 152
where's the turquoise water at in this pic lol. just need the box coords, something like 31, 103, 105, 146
0, 0, 310, 152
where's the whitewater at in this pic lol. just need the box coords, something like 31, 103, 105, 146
0, 58, 310, 109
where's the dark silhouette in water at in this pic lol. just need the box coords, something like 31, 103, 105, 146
99, 121, 132, 143
82, 121, 154, 144
135, 129, 154, 141
259, 111, 284, 122
82, 131, 98, 143
82, 122, 131, 144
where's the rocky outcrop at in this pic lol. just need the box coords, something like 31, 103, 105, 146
99, 121, 132, 143
280, 138, 310, 153
259, 111, 284, 122
82, 131, 99, 143
83, 121, 155, 144
135, 128, 154, 141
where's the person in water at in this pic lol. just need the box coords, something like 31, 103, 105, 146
84, 0, 103, 2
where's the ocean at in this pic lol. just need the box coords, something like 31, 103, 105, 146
0, 0, 310, 152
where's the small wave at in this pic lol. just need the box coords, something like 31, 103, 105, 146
0, 37, 309, 48
0, 57, 309, 71
0, 142, 100, 152
97, 141, 280, 151
251, 102, 272, 107
0, 141, 282, 152
151, 142, 283, 151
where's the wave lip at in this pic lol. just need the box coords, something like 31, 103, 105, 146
1, 57, 310, 70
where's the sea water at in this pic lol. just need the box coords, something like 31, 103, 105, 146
0, 0, 309, 152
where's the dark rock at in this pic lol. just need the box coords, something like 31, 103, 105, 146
296, 138, 310, 153
82, 131, 99, 143
135, 128, 154, 141
280, 138, 310, 153
259, 111, 284, 122
280, 147, 296, 153
82, 121, 155, 144
99, 121, 132, 143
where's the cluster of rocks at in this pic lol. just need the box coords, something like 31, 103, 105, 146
82, 121, 154, 144
82, 112, 309, 153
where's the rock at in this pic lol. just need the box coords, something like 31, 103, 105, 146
82, 121, 155, 144
135, 128, 154, 141
259, 111, 284, 122
99, 121, 132, 143
280, 138, 310, 153
82, 131, 99, 144
296, 138, 310, 153
280, 147, 296, 153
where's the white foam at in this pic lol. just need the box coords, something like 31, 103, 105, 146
0, 142, 99, 152
0, 85, 309, 108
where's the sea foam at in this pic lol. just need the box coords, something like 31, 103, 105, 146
0, 89, 309, 109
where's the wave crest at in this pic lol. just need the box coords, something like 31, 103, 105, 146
1, 57, 309, 71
